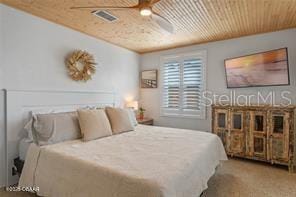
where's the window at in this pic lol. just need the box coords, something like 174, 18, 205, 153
160, 51, 206, 118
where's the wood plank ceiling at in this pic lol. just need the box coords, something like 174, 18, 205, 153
2, 0, 296, 53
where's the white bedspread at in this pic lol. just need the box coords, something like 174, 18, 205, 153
19, 125, 227, 197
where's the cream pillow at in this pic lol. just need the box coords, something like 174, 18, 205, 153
78, 109, 112, 141
33, 111, 81, 146
105, 107, 135, 134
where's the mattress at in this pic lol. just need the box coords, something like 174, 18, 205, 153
19, 125, 227, 197
19, 138, 32, 161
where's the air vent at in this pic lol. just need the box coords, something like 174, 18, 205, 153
92, 10, 118, 22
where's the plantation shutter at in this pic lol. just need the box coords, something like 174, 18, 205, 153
161, 51, 206, 118
162, 61, 181, 110
182, 58, 203, 111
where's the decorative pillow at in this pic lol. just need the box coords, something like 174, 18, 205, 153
77, 109, 112, 141
33, 111, 82, 146
105, 107, 135, 134
126, 108, 138, 126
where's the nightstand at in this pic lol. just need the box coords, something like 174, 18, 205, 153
14, 157, 24, 176
137, 118, 153, 125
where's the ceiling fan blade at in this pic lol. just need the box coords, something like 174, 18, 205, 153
70, 5, 139, 10
149, 0, 162, 5
151, 12, 174, 33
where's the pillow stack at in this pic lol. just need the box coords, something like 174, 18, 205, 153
25, 106, 139, 145
78, 107, 136, 141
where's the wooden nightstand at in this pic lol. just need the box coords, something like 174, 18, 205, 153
137, 118, 154, 125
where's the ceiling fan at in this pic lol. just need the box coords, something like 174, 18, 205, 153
71, 0, 174, 33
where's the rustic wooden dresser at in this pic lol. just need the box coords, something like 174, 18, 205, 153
212, 105, 295, 172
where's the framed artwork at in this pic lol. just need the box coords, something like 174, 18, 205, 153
224, 48, 289, 88
141, 70, 158, 88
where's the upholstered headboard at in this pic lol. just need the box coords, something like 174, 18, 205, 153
4, 89, 116, 186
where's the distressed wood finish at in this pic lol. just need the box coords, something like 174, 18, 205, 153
228, 109, 245, 156
213, 108, 229, 147
212, 105, 295, 172
249, 111, 268, 159
2, 0, 296, 53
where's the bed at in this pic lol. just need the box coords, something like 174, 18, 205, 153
19, 124, 227, 197
5, 90, 227, 196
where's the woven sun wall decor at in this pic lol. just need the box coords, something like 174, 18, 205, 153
66, 50, 97, 82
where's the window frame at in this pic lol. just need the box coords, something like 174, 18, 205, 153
160, 50, 207, 119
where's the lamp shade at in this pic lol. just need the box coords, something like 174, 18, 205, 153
126, 101, 139, 110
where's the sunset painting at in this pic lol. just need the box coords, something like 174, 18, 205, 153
225, 48, 289, 88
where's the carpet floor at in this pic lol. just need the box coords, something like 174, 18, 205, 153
1, 158, 296, 197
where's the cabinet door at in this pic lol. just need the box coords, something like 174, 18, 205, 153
215, 109, 228, 130
228, 110, 245, 156
249, 111, 267, 159
213, 109, 229, 147
269, 111, 290, 162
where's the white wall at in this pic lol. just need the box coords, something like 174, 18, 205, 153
0, 4, 140, 187
0, 5, 3, 78
140, 29, 296, 131
0, 4, 5, 188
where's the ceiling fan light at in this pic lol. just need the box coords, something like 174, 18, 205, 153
140, 7, 152, 16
